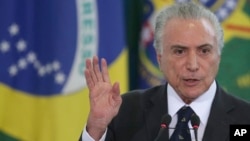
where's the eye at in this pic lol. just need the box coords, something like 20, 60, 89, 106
200, 48, 210, 55
173, 48, 185, 55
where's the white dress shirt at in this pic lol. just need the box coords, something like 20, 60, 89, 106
168, 80, 216, 141
82, 80, 217, 141
82, 126, 106, 141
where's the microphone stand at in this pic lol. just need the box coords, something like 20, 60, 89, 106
193, 127, 198, 141
191, 114, 200, 141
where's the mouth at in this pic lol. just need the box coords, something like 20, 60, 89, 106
183, 78, 200, 86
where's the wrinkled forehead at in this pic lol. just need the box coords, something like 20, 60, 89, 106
164, 18, 215, 34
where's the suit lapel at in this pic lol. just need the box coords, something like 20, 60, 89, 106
143, 84, 169, 141
203, 84, 234, 141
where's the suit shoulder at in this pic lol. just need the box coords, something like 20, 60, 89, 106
121, 85, 165, 102
217, 86, 250, 109
224, 92, 250, 121
226, 93, 250, 108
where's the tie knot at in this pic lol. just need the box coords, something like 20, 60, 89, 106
177, 106, 194, 123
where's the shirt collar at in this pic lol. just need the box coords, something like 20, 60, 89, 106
168, 80, 217, 125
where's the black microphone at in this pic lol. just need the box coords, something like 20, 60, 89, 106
154, 114, 172, 141
191, 114, 200, 141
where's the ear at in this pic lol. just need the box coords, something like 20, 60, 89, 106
217, 54, 221, 65
157, 53, 162, 71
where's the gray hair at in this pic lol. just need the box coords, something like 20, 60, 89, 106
154, 2, 224, 54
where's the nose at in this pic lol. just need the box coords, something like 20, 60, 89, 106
186, 52, 199, 72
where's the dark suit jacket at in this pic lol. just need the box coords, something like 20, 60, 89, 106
104, 83, 250, 141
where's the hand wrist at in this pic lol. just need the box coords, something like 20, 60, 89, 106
86, 124, 106, 140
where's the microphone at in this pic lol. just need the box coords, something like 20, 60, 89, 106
154, 113, 172, 141
191, 114, 200, 141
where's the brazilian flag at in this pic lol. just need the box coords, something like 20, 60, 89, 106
138, 0, 250, 101
0, 0, 127, 141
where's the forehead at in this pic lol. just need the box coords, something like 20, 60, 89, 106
164, 18, 215, 34
162, 18, 216, 47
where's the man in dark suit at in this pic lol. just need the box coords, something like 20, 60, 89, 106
80, 2, 250, 141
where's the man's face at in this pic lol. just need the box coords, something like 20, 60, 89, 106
157, 18, 221, 103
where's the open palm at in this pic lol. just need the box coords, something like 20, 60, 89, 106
84, 56, 122, 139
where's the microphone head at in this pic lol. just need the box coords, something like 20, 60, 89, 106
191, 114, 200, 129
160, 113, 172, 128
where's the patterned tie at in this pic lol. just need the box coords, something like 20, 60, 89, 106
170, 106, 194, 141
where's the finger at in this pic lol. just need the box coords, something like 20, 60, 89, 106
85, 58, 95, 88
86, 59, 97, 85
101, 58, 110, 83
93, 56, 103, 81
84, 69, 94, 91
87, 57, 98, 83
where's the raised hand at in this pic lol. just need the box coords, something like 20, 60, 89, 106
84, 56, 122, 140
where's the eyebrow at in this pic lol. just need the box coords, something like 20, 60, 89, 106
198, 44, 213, 49
170, 43, 213, 50
170, 45, 187, 50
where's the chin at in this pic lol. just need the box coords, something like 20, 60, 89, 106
183, 91, 203, 100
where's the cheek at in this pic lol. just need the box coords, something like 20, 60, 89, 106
201, 56, 220, 78
210, 61, 220, 77
161, 58, 182, 79
209, 56, 220, 71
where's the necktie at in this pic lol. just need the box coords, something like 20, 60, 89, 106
170, 106, 194, 141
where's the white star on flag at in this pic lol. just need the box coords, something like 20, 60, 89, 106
18, 58, 27, 69
52, 61, 60, 71
45, 63, 53, 74
9, 65, 18, 76
16, 39, 27, 52
55, 72, 65, 84
8, 23, 19, 36
226, 0, 236, 9
218, 8, 228, 19
27, 51, 37, 63
38, 67, 46, 77
0, 40, 10, 53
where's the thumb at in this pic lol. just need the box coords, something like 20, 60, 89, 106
112, 82, 120, 96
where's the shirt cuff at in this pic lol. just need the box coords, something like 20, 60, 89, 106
82, 125, 107, 141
